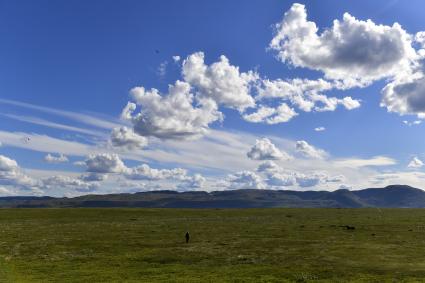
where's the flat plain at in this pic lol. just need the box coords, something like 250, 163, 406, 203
1, 208, 425, 282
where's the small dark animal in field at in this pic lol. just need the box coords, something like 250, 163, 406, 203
340, 225, 355, 230
185, 232, 190, 243
371, 233, 376, 236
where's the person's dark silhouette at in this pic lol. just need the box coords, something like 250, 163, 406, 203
185, 232, 190, 243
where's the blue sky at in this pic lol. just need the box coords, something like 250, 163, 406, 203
1, 0, 425, 196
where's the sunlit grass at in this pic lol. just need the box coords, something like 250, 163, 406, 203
0, 208, 425, 282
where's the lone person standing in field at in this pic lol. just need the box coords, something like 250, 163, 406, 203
185, 231, 190, 243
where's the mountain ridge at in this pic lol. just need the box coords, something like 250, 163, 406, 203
1, 185, 425, 208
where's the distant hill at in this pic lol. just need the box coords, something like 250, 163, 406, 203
1, 185, 425, 208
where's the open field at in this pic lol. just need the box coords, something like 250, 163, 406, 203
1, 208, 425, 282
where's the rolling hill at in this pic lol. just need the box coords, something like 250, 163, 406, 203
1, 185, 425, 208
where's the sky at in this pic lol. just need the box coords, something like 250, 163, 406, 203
1, 0, 425, 196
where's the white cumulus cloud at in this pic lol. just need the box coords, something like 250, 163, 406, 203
178, 173, 206, 190
415, 32, 425, 48
110, 126, 148, 150
0, 155, 18, 171
381, 67, 425, 118
85, 153, 127, 173
270, 3, 417, 85
408, 157, 424, 168
182, 52, 258, 111
243, 103, 298, 124
247, 138, 291, 160
295, 140, 327, 159
0, 155, 39, 190
172, 55, 181, 63
257, 78, 361, 113
128, 80, 222, 140
226, 171, 265, 190
256, 160, 344, 188
42, 175, 99, 192
44, 153, 69, 163
125, 163, 187, 181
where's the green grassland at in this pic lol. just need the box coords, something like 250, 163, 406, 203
1, 208, 425, 282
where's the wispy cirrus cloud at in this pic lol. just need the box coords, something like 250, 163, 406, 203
333, 156, 397, 168
0, 98, 123, 130
2, 113, 107, 137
